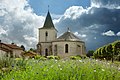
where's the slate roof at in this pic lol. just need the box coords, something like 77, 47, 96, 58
58, 31, 81, 41
41, 11, 56, 29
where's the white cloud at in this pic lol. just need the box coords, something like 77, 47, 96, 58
91, 0, 120, 9
116, 32, 120, 36
94, 37, 97, 40
74, 32, 87, 38
0, 0, 45, 49
0, 27, 8, 35
63, 6, 86, 20
102, 30, 115, 36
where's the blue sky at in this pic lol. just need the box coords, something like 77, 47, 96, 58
0, 0, 120, 51
28, 0, 90, 15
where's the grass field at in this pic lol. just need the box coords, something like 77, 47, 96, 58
0, 58, 120, 80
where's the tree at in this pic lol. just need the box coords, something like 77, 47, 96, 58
86, 50, 94, 57
101, 46, 107, 58
112, 41, 120, 55
21, 45, 25, 51
105, 44, 113, 62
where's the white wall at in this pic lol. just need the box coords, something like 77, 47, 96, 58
52, 41, 85, 58
39, 29, 57, 42
12, 49, 23, 57
40, 42, 52, 56
0, 50, 7, 57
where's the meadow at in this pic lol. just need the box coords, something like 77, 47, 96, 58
0, 57, 120, 80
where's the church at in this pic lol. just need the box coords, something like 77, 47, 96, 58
37, 11, 86, 58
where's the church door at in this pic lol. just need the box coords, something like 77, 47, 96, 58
45, 48, 48, 57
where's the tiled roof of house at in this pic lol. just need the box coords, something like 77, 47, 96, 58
0, 42, 23, 50
6, 44, 23, 50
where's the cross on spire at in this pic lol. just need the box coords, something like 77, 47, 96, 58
48, 5, 49, 11
67, 27, 70, 32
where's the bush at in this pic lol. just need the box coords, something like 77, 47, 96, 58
47, 56, 60, 60
70, 55, 82, 60
34, 55, 41, 60
0, 57, 14, 69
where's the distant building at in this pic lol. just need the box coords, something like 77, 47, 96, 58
37, 11, 86, 58
0, 41, 23, 58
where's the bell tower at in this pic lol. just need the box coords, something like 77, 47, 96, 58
39, 11, 57, 42
37, 10, 57, 56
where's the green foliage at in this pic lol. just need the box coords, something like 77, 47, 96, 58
1, 59, 120, 80
70, 55, 82, 60
34, 55, 41, 59
93, 40, 120, 61
47, 56, 60, 60
0, 57, 14, 69
20, 45, 25, 51
86, 50, 94, 57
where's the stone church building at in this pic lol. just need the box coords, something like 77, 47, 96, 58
37, 11, 86, 58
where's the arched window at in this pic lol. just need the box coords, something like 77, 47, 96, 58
45, 31, 48, 37
54, 45, 57, 55
45, 48, 48, 56
65, 44, 68, 53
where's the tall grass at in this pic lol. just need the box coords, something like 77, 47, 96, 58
1, 58, 120, 80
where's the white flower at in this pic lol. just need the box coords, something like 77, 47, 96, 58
60, 68, 62, 70
51, 65, 53, 68
102, 69, 105, 71
62, 61, 65, 63
55, 60, 57, 62
118, 68, 120, 71
94, 69, 96, 72
79, 60, 82, 62
58, 65, 61, 67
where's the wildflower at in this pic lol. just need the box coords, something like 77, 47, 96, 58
46, 69, 48, 71
12, 78, 14, 80
118, 68, 120, 71
55, 60, 57, 62
94, 69, 96, 72
62, 61, 65, 63
82, 74, 85, 76
12, 64, 14, 68
96, 60, 98, 62
79, 60, 82, 62
43, 74, 47, 77
60, 68, 62, 70
51, 65, 53, 68
58, 65, 61, 67
102, 69, 105, 71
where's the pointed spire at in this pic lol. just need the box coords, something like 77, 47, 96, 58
42, 10, 55, 29
67, 27, 70, 32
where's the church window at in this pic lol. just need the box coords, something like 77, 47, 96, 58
45, 31, 48, 37
65, 44, 68, 53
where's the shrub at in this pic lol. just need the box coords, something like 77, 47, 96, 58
47, 56, 60, 60
0, 57, 14, 69
34, 55, 41, 60
70, 56, 82, 60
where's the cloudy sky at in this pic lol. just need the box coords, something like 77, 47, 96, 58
0, 0, 120, 51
